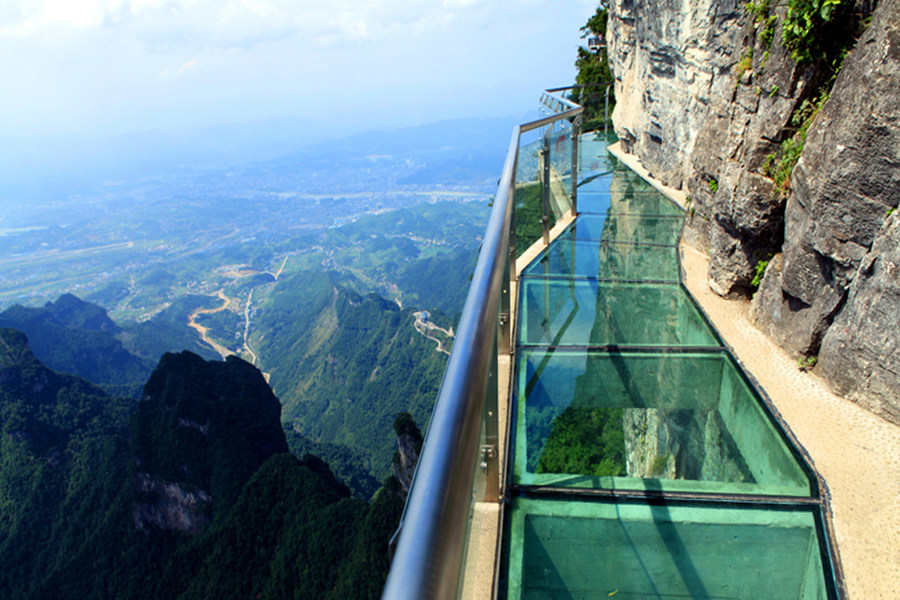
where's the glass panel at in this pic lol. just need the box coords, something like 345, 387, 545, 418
578, 190, 684, 216
515, 135, 544, 256
506, 497, 833, 599
565, 214, 682, 245
521, 239, 679, 281
609, 174, 656, 193
579, 130, 617, 162
579, 172, 654, 194
513, 349, 813, 496
546, 119, 574, 224
514, 181, 543, 257
519, 279, 720, 348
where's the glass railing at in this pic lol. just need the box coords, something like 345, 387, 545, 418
512, 95, 581, 256
381, 89, 583, 600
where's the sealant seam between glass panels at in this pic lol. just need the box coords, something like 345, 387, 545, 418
514, 344, 727, 353
518, 275, 681, 285
507, 485, 823, 506
575, 212, 685, 218
561, 239, 680, 248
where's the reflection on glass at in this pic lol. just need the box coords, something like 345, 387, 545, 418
516, 137, 543, 183
578, 134, 617, 173
514, 182, 543, 256
503, 136, 833, 600
580, 173, 654, 195
519, 279, 719, 347
514, 350, 812, 496
522, 239, 679, 281
514, 123, 578, 255
566, 214, 682, 245
507, 498, 832, 599
578, 191, 683, 216
546, 120, 574, 231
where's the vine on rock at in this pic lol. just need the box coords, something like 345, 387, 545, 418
782, 0, 846, 63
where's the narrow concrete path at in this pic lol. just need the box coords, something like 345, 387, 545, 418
680, 244, 900, 600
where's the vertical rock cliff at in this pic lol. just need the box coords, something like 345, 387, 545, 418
608, 0, 900, 423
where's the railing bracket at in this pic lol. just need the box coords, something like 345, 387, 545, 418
480, 445, 496, 471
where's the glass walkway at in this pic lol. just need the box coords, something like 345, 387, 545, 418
382, 93, 842, 600
498, 135, 839, 599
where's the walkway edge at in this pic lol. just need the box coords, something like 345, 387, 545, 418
606, 145, 900, 600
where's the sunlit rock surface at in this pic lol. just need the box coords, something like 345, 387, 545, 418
608, 0, 900, 423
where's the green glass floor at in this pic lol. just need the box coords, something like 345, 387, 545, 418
502, 133, 839, 599
507, 497, 832, 600
518, 279, 719, 347
578, 190, 684, 217
514, 349, 812, 496
563, 214, 683, 245
521, 239, 679, 281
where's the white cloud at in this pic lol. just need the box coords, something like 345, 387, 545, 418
160, 57, 199, 78
1, 0, 467, 47
0, 0, 599, 136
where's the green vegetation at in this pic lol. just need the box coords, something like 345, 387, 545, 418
650, 453, 671, 476
751, 255, 773, 289
782, 0, 845, 63
746, 0, 771, 21
746, 1, 777, 49
574, 5, 615, 130
708, 177, 719, 193
798, 355, 818, 371
0, 295, 155, 393
286, 429, 381, 499
0, 339, 409, 599
535, 407, 626, 477
760, 16, 778, 48
734, 47, 754, 83
764, 91, 829, 191
254, 271, 448, 482
515, 182, 545, 256
748, 0, 858, 66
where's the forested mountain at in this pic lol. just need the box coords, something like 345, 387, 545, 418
0, 332, 409, 599
254, 270, 449, 484
0, 235, 465, 498
0, 294, 220, 398
0, 295, 155, 394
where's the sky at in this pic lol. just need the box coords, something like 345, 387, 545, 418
0, 0, 599, 139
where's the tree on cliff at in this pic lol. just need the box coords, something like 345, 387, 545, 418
575, 4, 615, 130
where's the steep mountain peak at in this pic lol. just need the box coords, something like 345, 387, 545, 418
0, 293, 153, 390
43, 293, 121, 333
132, 351, 289, 529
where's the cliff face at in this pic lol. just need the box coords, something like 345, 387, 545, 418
608, 0, 900, 424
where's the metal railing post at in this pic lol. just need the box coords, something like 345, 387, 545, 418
541, 127, 551, 246
482, 345, 500, 503
571, 114, 581, 215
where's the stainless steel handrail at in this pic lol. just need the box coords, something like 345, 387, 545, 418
381, 91, 583, 600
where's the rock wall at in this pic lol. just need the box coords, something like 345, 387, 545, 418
608, 0, 900, 424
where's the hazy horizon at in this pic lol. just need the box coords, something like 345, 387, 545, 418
1, 0, 597, 140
